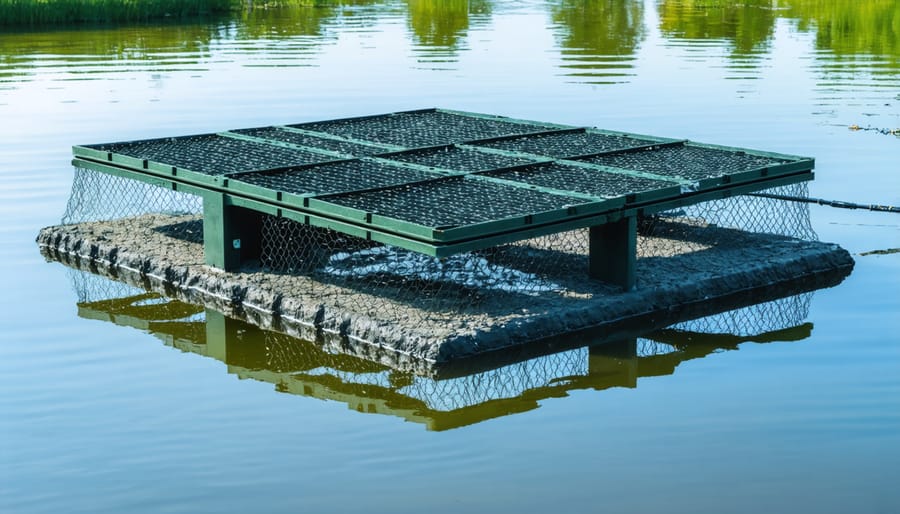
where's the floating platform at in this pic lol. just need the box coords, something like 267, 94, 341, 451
41, 109, 853, 365
70, 108, 817, 290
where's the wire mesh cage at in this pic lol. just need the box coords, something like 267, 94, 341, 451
60, 165, 818, 322
63, 166, 202, 225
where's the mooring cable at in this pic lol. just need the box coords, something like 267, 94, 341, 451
748, 192, 900, 213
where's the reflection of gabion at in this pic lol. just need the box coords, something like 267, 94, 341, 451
670, 293, 812, 337
68, 266, 146, 304
68, 267, 814, 415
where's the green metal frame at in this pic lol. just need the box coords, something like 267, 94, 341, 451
71, 108, 816, 291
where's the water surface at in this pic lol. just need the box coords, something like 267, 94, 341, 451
1, 1, 898, 513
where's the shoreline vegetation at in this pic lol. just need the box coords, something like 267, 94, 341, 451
0, 0, 325, 26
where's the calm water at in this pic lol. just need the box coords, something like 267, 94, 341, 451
2, 1, 899, 512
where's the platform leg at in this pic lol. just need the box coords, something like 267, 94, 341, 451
202, 193, 262, 271
589, 216, 637, 290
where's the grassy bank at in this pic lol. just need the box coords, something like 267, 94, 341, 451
0, 0, 331, 26
0, 0, 235, 25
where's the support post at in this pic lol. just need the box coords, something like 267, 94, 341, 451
202, 192, 262, 271
589, 215, 637, 290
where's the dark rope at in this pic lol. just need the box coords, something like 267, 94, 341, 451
749, 192, 900, 213
849, 124, 900, 137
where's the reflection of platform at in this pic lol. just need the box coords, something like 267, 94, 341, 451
71, 269, 827, 431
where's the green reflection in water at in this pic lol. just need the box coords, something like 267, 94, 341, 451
550, 0, 645, 83
2, 0, 896, 85
657, 0, 777, 55
73, 270, 814, 432
0, 3, 391, 83
406, 0, 491, 50
779, 0, 900, 67
0, 23, 217, 61
0, 23, 220, 84
232, 0, 386, 39
658, 0, 899, 69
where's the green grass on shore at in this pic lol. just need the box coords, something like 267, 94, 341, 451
0, 0, 328, 26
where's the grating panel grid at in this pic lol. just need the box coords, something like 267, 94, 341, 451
292, 111, 555, 148
232, 127, 385, 156
476, 131, 654, 158
72, 109, 814, 253
580, 145, 787, 181
234, 160, 439, 196
90, 134, 333, 175
323, 177, 588, 228
383, 146, 538, 172
484, 162, 679, 199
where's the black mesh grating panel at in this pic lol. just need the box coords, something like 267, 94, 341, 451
579, 145, 787, 181
231, 127, 385, 156
234, 160, 437, 196
484, 162, 679, 198
323, 177, 587, 228
383, 146, 537, 172
291, 111, 554, 148
91, 135, 333, 175
72, 110, 814, 257
476, 131, 653, 158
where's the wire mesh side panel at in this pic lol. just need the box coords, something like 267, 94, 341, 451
682, 182, 816, 240
62, 166, 203, 236
637, 182, 817, 258
258, 215, 588, 318
256, 181, 817, 319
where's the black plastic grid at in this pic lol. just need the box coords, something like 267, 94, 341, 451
233, 160, 438, 196
231, 127, 385, 157
579, 145, 788, 181
292, 111, 555, 148
484, 162, 679, 198
475, 130, 654, 158
90, 134, 333, 175
383, 146, 538, 172
322, 177, 588, 228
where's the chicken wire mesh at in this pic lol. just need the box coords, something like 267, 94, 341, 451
637, 181, 816, 257
62, 166, 203, 242
257, 180, 816, 315
61, 165, 816, 320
